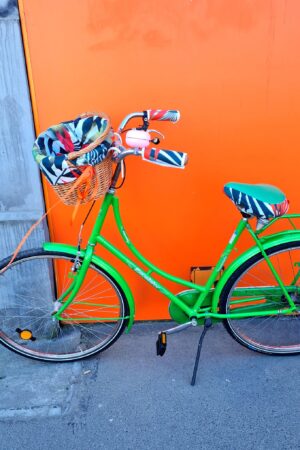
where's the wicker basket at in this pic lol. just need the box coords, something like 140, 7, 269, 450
52, 156, 113, 206
51, 112, 113, 206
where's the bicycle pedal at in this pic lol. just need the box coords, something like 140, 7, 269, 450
156, 332, 167, 356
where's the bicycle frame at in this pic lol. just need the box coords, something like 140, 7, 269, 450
48, 188, 300, 327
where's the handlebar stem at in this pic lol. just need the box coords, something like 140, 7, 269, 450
113, 148, 141, 162
109, 149, 141, 190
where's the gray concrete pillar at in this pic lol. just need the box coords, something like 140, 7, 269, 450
0, 0, 47, 258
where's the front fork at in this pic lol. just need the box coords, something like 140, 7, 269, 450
52, 192, 114, 318
52, 244, 95, 318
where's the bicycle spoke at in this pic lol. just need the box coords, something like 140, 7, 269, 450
0, 251, 129, 360
223, 242, 300, 353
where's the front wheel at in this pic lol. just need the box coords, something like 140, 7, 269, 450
220, 241, 300, 355
0, 249, 129, 361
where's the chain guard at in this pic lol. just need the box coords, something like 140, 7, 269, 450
169, 289, 217, 325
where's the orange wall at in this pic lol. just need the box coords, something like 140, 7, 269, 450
20, 0, 300, 319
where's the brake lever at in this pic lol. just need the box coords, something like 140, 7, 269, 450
148, 129, 165, 139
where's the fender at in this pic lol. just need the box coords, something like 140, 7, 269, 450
43, 242, 135, 331
212, 230, 300, 313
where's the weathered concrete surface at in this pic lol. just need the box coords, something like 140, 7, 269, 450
0, 345, 82, 419
0, 0, 46, 259
0, 322, 299, 450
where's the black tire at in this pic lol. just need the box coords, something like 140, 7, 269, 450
220, 241, 300, 355
0, 248, 129, 361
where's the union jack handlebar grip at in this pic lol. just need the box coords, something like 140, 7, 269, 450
146, 110, 180, 123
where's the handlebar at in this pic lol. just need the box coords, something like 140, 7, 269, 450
114, 109, 187, 171
118, 109, 180, 132
112, 147, 188, 168
146, 109, 180, 122
142, 147, 188, 169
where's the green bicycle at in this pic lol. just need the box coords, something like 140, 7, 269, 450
1, 109, 300, 383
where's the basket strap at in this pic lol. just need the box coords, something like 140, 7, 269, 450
0, 166, 100, 275
0, 198, 61, 275
70, 166, 99, 224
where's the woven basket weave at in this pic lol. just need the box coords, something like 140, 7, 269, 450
51, 112, 113, 206
52, 156, 113, 206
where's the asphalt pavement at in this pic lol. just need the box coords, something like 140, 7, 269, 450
0, 321, 299, 450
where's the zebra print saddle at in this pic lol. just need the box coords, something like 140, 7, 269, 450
224, 182, 289, 229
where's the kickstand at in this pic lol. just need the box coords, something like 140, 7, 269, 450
191, 318, 212, 386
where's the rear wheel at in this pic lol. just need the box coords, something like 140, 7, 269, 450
0, 249, 129, 361
220, 241, 300, 355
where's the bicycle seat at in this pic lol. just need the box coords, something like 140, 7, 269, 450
224, 182, 289, 228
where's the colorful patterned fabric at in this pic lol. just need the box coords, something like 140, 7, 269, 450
224, 184, 289, 229
33, 115, 113, 185
146, 109, 180, 122
142, 147, 187, 168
